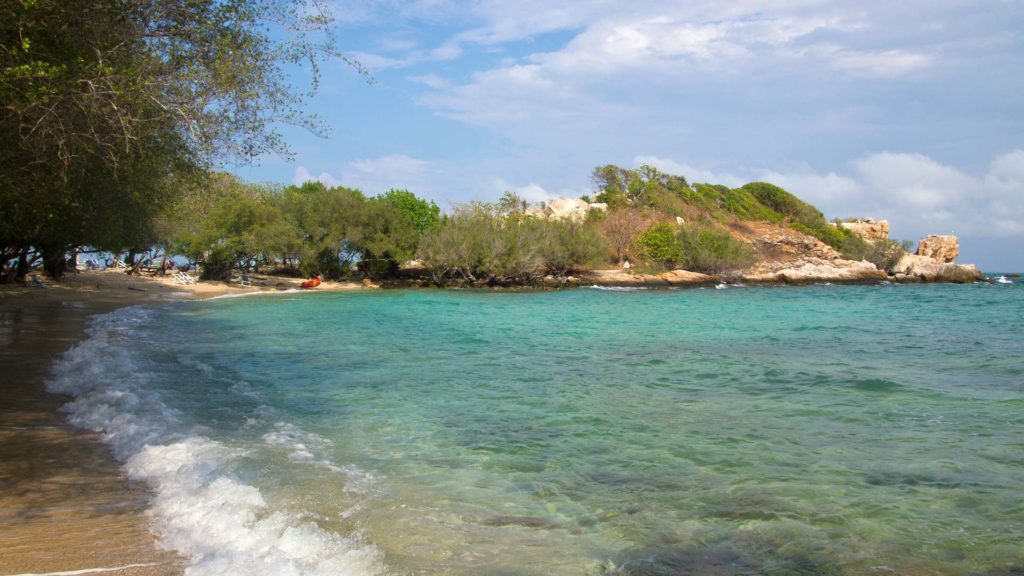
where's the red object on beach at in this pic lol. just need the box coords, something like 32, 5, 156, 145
300, 276, 322, 289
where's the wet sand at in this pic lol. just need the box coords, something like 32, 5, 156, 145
0, 270, 370, 575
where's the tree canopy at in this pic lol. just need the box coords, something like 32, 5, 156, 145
1, 0, 351, 277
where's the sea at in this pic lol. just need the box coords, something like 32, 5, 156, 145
48, 281, 1024, 576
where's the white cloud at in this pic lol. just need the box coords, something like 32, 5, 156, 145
430, 42, 463, 60
498, 182, 556, 203
349, 51, 408, 71
349, 154, 437, 175
762, 150, 1024, 241
831, 49, 931, 77
293, 166, 340, 188
633, 155, 745, 187
408, 73, 452, 89
343, 154, 443, 196
415, 4, 949, 145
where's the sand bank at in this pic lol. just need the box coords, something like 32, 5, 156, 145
0, 269, 369, 575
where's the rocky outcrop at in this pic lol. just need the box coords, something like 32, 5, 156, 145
582, 269, 716, 287
838, 218, 889, 240
915, 235, 958, 263
747, 227, 840, 261
662, 269, 717, 285
741, 258, 886, 283
891, 253, 981, 283
526, 197, 607, 222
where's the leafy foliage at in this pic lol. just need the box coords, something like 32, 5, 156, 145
0, 0, 354, 278
839, 237, 913, 272
377, 189, 441, 233
635, 222, 683, 268
677, 226, 756, 274
417, 203, 604, 285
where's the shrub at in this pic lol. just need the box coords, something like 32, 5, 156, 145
741, 182, 823, 226
836, 236, 912, 272
417, 204, 606, 284
866, 239, 913, 272
721, 187, 782, 222
678, 226, 756, 274
540, 219, 606, 276
635, 222, 683, 269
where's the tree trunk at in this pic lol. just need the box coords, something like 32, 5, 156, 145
15, 247, 31, 282
41, 245, 67, 279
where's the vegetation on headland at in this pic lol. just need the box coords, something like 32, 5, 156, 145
0, 1, 915, 286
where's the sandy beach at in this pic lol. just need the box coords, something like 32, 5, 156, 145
0, 269, 369, 576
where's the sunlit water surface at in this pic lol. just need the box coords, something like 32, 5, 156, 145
50, 283, 1024, 576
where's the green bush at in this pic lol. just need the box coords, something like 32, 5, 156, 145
721, 187, 782, 222
855, 238, 912, 272
678, 226, 756, 274
835, 233, 912, 272
416, 204, 605, 285
741, 182, 823, 225
540, 219, 606, 276
635, 222, 683, 268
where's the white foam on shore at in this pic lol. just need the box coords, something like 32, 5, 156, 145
5, 563, 165, 576
46, 307, 385, 576
584, 285, 648, 291
206, 288, 305, 300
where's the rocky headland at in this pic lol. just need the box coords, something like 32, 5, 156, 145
507, 211, 983, 288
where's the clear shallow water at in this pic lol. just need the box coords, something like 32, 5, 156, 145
49, 283, 1024, 576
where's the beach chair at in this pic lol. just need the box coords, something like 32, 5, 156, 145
240, 273, 252, 287
112, 259, 128, 269
174, 271, 197, 285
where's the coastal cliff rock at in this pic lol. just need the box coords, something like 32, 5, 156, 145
915, 235, 959, 262
583, 269, 715, 287
742, 258, 886, 283
892, 253, 980, 283
526, 197, 607, 222
662, 269, 717, 285
742, 222, 841, 261
838, 219, 890, 240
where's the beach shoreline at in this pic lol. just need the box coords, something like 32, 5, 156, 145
0, 270, 370, 575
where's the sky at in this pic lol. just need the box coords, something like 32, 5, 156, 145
237, 0, 1024, 270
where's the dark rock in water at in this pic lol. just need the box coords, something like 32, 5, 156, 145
864, 469, 971, 489
964, 568, 1024, 576
603, 547, 757, 576
602, 542, 844, 576
482, 515, 559, 529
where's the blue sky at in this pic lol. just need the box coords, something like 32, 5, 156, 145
237, 0, 1024, 270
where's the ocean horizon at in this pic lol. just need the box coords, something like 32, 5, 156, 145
48, 282, 1024, 576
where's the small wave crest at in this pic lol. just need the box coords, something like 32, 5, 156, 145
206, 288, 305, 300
584, 285, 648, 291
46, 306, 385, 576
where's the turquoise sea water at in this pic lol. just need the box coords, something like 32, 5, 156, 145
50, 283, 1024, 576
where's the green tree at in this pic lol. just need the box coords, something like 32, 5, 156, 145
376, 189, 440, 233
278, 182, 367, 279
181, 186, 295, 280
1, 0, 356, 278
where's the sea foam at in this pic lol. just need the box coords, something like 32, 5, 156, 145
46, 306, 384, 576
